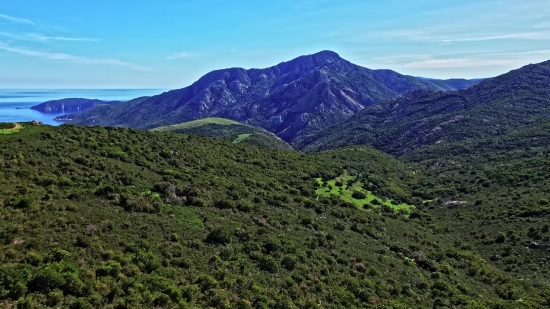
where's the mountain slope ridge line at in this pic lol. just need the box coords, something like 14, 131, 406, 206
68, 50, 479, 143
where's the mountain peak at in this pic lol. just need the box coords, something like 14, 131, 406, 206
300, 50, 342, 64
275, 50, 345, 74
311, 50, 341, 59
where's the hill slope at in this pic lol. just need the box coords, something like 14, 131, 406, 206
1, 124, 546, 308
402, 120, 550, 286
150, 118, 294, 150
303, 60, 550, 154
68, 51, 477, 144
30, 98, 122, 113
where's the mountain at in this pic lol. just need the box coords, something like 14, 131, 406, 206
63, 96, 151, 124
1, 123, 547, 308
303, 60, 550, 154
68, 51, 478, 144
416, 77, 483, 90
30, 98, 122, 113
150, 118, 294, 150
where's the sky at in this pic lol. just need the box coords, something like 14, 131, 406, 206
0, 0, 549, 88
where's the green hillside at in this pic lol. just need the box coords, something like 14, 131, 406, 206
150, 118, 242, 131
150, 118, 294, 151
0, 123, 21, 135
1, 124, 547, 308
401, 121, 550, 286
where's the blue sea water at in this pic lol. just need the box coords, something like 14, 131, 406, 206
0, 89, 165, 126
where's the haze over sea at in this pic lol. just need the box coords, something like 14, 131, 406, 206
0, 89, 165, 125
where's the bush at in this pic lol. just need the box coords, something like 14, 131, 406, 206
95, 260, 122, 277
352, 191, 367, 199
281, 256, 297, 270
205, 229, 231, 245
258, 256, 280, 273
0, 265, 32, 299
24, 251, 43, 266
0, 123, 15, 129
46, 290, 64, 307
30, 263, 70, 293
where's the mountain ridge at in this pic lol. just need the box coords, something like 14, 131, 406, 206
68, 51, 479, 143
302, 59, 550, 154
150, 118, 294, 150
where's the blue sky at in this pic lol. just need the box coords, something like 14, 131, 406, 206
0, 0, 549, 88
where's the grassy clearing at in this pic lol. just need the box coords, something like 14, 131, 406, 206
150, 118, 242, 131
0, 123, 22, 135
233, 133, 251, 143
162, 205, 205, 231
315, 173, 414, 211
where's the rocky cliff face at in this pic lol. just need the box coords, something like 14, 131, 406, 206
69, 51, 478, 143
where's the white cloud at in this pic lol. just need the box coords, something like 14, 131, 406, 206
372, 50, 550, 69
0, 31, 99, 43
439, 31, 550, 43
0, 13, 35, 25
26, 33, 99, 42
166, 51, 196, 60
368, 28, 550, 44
0, 42, 150, 71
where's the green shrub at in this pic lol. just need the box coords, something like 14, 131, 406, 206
96, 260, 122, 277
206, 229, 231, 245
352, 191, 367, 199
0, 265, 32, 299
258, 256, 280, 273
281, 256, 297, 270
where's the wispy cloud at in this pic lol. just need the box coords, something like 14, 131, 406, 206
0, 42, 149, 71
368, 28, 550, 44
26, 33, 99, 42
0, 31, 26, 40
166, 51, 196, 60
0, 13, 35, 25
437, 31, 550, 43
372, 50, 550, 69
0, 31, 98, 42
534, 22, 550, 29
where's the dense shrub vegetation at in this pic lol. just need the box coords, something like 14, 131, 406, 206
404, 121, 550, 287
0, 123, 15, 129
1, 124, 549, 308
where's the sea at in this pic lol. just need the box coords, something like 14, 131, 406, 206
0, 89, 166, 126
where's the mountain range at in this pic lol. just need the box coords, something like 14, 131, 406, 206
302, 60, 550, 154
68, 51, 478, 143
